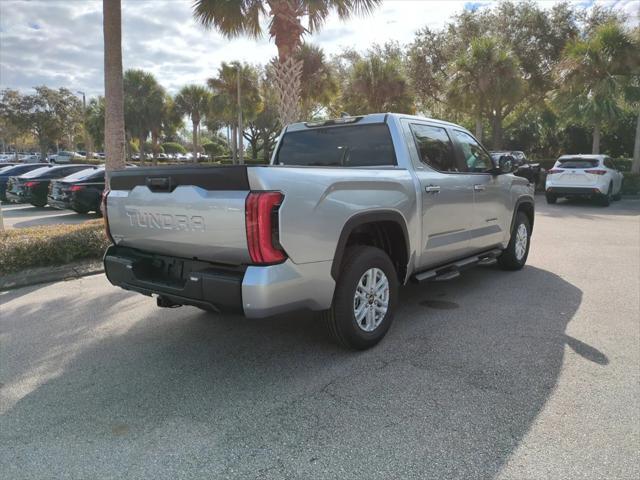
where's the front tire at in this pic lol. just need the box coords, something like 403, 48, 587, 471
545, 193, 557, 204
498, 212, 531, 271
322, 246, 398, 350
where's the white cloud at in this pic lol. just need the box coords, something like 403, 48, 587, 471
0, 0, 637, 98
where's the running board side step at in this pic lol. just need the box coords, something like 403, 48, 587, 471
413, 248, 503, 283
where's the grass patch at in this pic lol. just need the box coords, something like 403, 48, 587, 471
0, 220, 109, 275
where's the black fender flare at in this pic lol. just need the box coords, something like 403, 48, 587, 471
331, 210, 411, 280
510, 196, 535, 234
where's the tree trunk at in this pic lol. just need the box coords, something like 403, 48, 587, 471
272, 57, 303, 126
631, 111, 640, 174
237, 67, 244, 165
231, 124, 238, 164
592, 123, 601, 154
475, 117, 483, 140
138, 135, 145, 166
192, 120, 198, 162
102, 0, 126, 188
491, 115, 503, 150
151, 130, 159, 166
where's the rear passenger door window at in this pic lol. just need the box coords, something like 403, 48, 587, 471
410, 124, 458, 172
452, 130, 493, 173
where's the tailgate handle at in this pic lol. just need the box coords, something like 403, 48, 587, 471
146, 176, 173, 192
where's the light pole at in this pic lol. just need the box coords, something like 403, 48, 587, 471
77, 90, 92, 160
237, 66, 244, 165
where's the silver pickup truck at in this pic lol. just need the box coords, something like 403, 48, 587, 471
103, 113, 534, 349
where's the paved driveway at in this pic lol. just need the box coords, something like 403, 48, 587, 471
1, 199, 638, 479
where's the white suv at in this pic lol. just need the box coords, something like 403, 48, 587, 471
545, 154, 623, 206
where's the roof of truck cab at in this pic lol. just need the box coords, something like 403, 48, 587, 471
285, 113, 463, 132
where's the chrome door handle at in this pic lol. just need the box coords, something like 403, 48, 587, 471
473, 184, 486, 191
425, 185, 441, 193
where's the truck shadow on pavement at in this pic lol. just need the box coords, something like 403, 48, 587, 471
1, 266, 602, 479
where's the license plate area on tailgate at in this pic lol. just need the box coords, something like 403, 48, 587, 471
133, 254, 188, 288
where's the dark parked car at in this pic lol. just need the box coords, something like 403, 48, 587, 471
490, 150, 543, 188
48, 166, 105, 214
0, 163, 48, 201
5, 164, 91, 207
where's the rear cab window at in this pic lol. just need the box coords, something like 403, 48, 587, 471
274, 123, 396, 167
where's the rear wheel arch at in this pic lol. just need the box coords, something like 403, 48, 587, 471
331, 211, 410, 283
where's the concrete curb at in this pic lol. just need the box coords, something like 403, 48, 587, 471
0, 260, 104, 290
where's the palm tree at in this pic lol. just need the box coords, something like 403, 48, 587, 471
296, 43, 338, 119
208, 62, 261, 163
193, 0, 380, 125
553, 23, 633, 154
123, 69, 166, 164
448, 37, 524, 147
174, 85, 211, 161
102, 0, 126, 185
340, 46, 415, 115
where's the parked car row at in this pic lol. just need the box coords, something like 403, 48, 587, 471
1, 163, 105, 214
0, 152, 43, 163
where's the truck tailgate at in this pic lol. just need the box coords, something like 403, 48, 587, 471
107, 165, 251, 265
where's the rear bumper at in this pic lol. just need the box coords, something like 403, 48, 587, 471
104, 245, 335, 318
546, 186, 604, 196
5, 191, 27, 203
48, 197, 71, 210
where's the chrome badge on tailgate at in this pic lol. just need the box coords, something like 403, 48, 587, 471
125, 208, 205, 232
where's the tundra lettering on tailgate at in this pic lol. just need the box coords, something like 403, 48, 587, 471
125, 208, 205, 232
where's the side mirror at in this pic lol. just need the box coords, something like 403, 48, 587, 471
498, 155, 514, 174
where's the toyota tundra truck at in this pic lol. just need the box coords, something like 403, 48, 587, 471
103, 113, 534, 349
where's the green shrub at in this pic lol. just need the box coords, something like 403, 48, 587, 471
162, 142, 187, 154
0, 220, 109, 274
202, 141, 228, 157
622, 173, 640, 195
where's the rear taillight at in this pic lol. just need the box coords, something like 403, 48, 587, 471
585, 169, 607, 175
24, 181, 39, 188
70, 185, 84, 192
546, 169, 563, 175
245, 191, 286, 264
101, 189, 114, 244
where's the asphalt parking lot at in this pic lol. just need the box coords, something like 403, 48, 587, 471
1, 198, 639, 479
1, 203, 100, 229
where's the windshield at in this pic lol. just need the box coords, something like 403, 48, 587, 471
274, 124, 396, 167
62, 167, 103, 181
557, 158, 599, 169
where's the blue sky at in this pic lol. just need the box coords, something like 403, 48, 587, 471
0, 0, 637, 97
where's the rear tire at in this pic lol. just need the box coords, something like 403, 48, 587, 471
322, 246, 398, 350
498, 212, 531, 271
599, 184, 612, 207
545, 193, 557, 204
613, 182, 622, 201
31, 200, 46, 208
